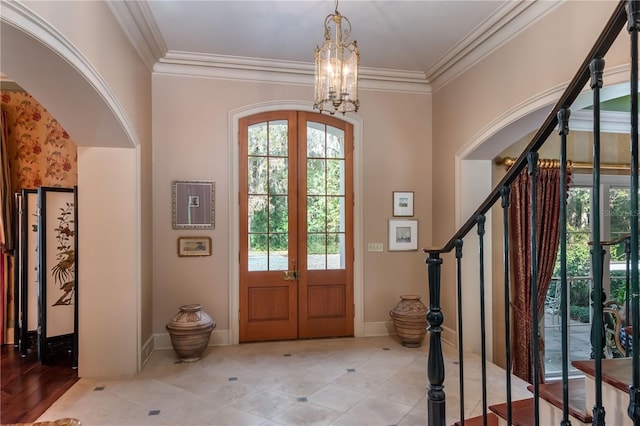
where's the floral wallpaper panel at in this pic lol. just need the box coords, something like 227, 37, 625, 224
1, 90, 77, 192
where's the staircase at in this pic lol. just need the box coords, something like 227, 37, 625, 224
457, 359, 633, 425
426, 1, 640, 424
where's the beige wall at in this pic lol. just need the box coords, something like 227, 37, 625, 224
151, 74, 433, 344
77, 147, 139, 376
432, 1, 632, 357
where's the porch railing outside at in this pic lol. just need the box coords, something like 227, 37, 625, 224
424, 1, 640, 425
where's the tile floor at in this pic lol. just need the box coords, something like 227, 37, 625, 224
37, 336, 532, 426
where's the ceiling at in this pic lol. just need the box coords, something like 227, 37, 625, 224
109, 1, 560, 89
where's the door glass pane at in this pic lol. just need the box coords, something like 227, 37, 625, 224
268, 233, 288, 271
269, 120, 288, 156
248, 195, 268, 233
307, 196, 326, 233
328, 233, 345, 269
308, 233, 326, 270
307, 122, 325, 158
269, 196, 288, 233
327, 197, 344, 233
326, 159, 344, 195
326, 126, 344, 158
269, 158, 288, 194
306, 121, 346, 271
248, 234, 267, 271
248, 157, 267, 194
247, 120, 289, 271
248, 123, 267, 156
307, 159, 325, 195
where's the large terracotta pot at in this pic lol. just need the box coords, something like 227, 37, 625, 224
390, 295, 428, 347
166, 304, 215, 362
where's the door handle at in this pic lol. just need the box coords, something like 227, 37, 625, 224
284, 259, 298, 280
283, 271, 298, 280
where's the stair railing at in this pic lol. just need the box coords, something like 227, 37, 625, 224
423, 1, 639, 425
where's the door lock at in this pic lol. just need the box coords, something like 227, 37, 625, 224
283, 270, 299, 280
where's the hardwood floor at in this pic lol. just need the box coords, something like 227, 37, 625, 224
1, 344, 78, 424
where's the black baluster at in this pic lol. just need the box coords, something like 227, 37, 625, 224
558, 107, 572, 426
426, 252, 445, 426
455, 239, 465, 425
590, 55, 606, 426
501, 186, 513, 426
624, 237, 631, 357
627, 1, 640, 424
477, 214, 488, 425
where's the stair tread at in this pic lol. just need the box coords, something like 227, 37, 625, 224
452, 412, 499, 426
526, 378, 592, 423
489, 398, 535, 426
573, 357, 634, 392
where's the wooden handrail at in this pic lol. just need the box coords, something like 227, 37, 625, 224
424, 0, 628, 255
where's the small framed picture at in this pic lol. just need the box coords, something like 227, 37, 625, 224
393, 191, 414, 217
388, 219, 418, 251
177, 236, 212, 257
172, 180, 215, 229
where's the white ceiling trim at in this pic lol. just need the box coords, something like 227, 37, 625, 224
110, 0, 559, 95
570, 109, 635, 134
107, 0, 165, 72
154, 51, 431, 94
427, 0, 561, 93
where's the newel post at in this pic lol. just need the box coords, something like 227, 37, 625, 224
426, 251, 445, 426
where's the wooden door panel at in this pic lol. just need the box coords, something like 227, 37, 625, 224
241, 276, 297, 342
240, 111, 353, 342
300, 269, 353, 337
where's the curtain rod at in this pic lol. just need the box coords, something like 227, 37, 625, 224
498, 156, 630, 171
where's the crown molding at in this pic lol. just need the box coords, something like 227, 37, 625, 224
155, 51, 431, 94
110, 0, 560, 95
427, 1, 561, 93
107, 0, 166, 72
570, 109, 635, 134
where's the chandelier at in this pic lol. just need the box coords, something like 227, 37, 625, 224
314, 0, 360, 115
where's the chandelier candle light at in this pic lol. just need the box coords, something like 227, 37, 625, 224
314, 0, 360, 115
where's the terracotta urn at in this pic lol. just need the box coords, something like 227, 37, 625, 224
166, 304, 215, 362
390, 295, 428, 347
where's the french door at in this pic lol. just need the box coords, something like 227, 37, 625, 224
239, 111, 354, 342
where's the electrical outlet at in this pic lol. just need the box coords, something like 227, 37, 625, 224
367, 242, 383, 252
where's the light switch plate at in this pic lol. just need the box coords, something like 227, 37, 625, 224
368, 242, 384, 252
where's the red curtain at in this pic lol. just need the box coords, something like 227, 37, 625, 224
1, 107, 12, 345
509, 166, 565, 383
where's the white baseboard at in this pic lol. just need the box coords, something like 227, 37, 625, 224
363, 321, 396, 337
150, 324, 455, 352
141, 334, 154, 367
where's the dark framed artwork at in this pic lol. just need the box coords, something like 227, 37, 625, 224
37, 187, 78, 365
172, 180, 215, 229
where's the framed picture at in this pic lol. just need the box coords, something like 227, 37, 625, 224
172, 180, 215, 229
178, 236, 212, 257
393, 191, 414, 217
388, 219, 418, 251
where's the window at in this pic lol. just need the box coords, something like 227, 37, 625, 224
544, 175, 633, 378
